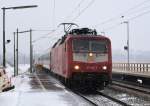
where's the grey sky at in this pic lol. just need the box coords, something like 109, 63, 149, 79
0, 0, 150, 56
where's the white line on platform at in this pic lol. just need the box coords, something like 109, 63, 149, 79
35, 72, 47, 92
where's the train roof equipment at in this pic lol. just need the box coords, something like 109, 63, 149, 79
68, 28, 97, 36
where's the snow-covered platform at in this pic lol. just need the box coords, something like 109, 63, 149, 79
0, 65, 90, 106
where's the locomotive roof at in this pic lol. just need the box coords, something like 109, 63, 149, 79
52, 28, 110, 48
67, 28, 110, 39
66, 34, 110, 41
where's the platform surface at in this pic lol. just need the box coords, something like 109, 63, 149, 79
0, 70, 90, 106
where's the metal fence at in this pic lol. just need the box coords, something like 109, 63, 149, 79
113, 63, 150, 72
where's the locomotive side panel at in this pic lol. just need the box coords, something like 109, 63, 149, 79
61, 42, 69, 78
51, 42, 69, 78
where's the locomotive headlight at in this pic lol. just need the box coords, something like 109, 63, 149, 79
89, 53, 93, 57
74, 65, 80, 70
102, 66, 107, 70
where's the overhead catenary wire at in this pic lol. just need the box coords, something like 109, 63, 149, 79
35, 35, 61, 55
71, 0, 96, 22
101, 22, 122, 32
33, 0, 150, 54
101, 8, 150, 32
128, 9, 150, 21
34, 0, 84, 50
32, 29, 57, 43
63, 0, 85, 22
32, 23, 77, 44
32, 24, 63, 43
94, 0, 150, 27
94, 1, 150, 32
121, 0, 150, 16
34, 30, 65, 56
120, 4, 150, 21
33, 29, 54, 32
34, 1, 150, 49
32, 29, 64, 44
33, 0, 89, 45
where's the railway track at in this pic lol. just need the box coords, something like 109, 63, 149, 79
112, 80, 150, 95
72, 90, 129, 106
95, 91, 129, 106
71, 82, 150, 106
47, 71, 128, 105
103, 83, 150, 106
72, 90, 98, 106
41, 68, 150, 105
46, 70, 127, 105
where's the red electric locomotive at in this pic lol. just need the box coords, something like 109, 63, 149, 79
50, 28, 112, 89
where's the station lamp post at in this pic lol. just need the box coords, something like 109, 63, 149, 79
123, 21, 130, 71
2, 5, 38, 68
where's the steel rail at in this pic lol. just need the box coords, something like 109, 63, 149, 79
112, 81, 150, 95
95, 91, 130, 106
72, 90, 98, 106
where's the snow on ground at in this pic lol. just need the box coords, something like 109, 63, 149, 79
4, 64, 30, 89
0, 64, 91, 106
5, 64, 30, 78
5, 64, 14, 78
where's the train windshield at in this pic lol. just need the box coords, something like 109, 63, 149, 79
73, 39, 108, 53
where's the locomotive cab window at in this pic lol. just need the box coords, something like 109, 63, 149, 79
91, 41, 107, 53
73, 39, 89, 52
73, 39, 108, 53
